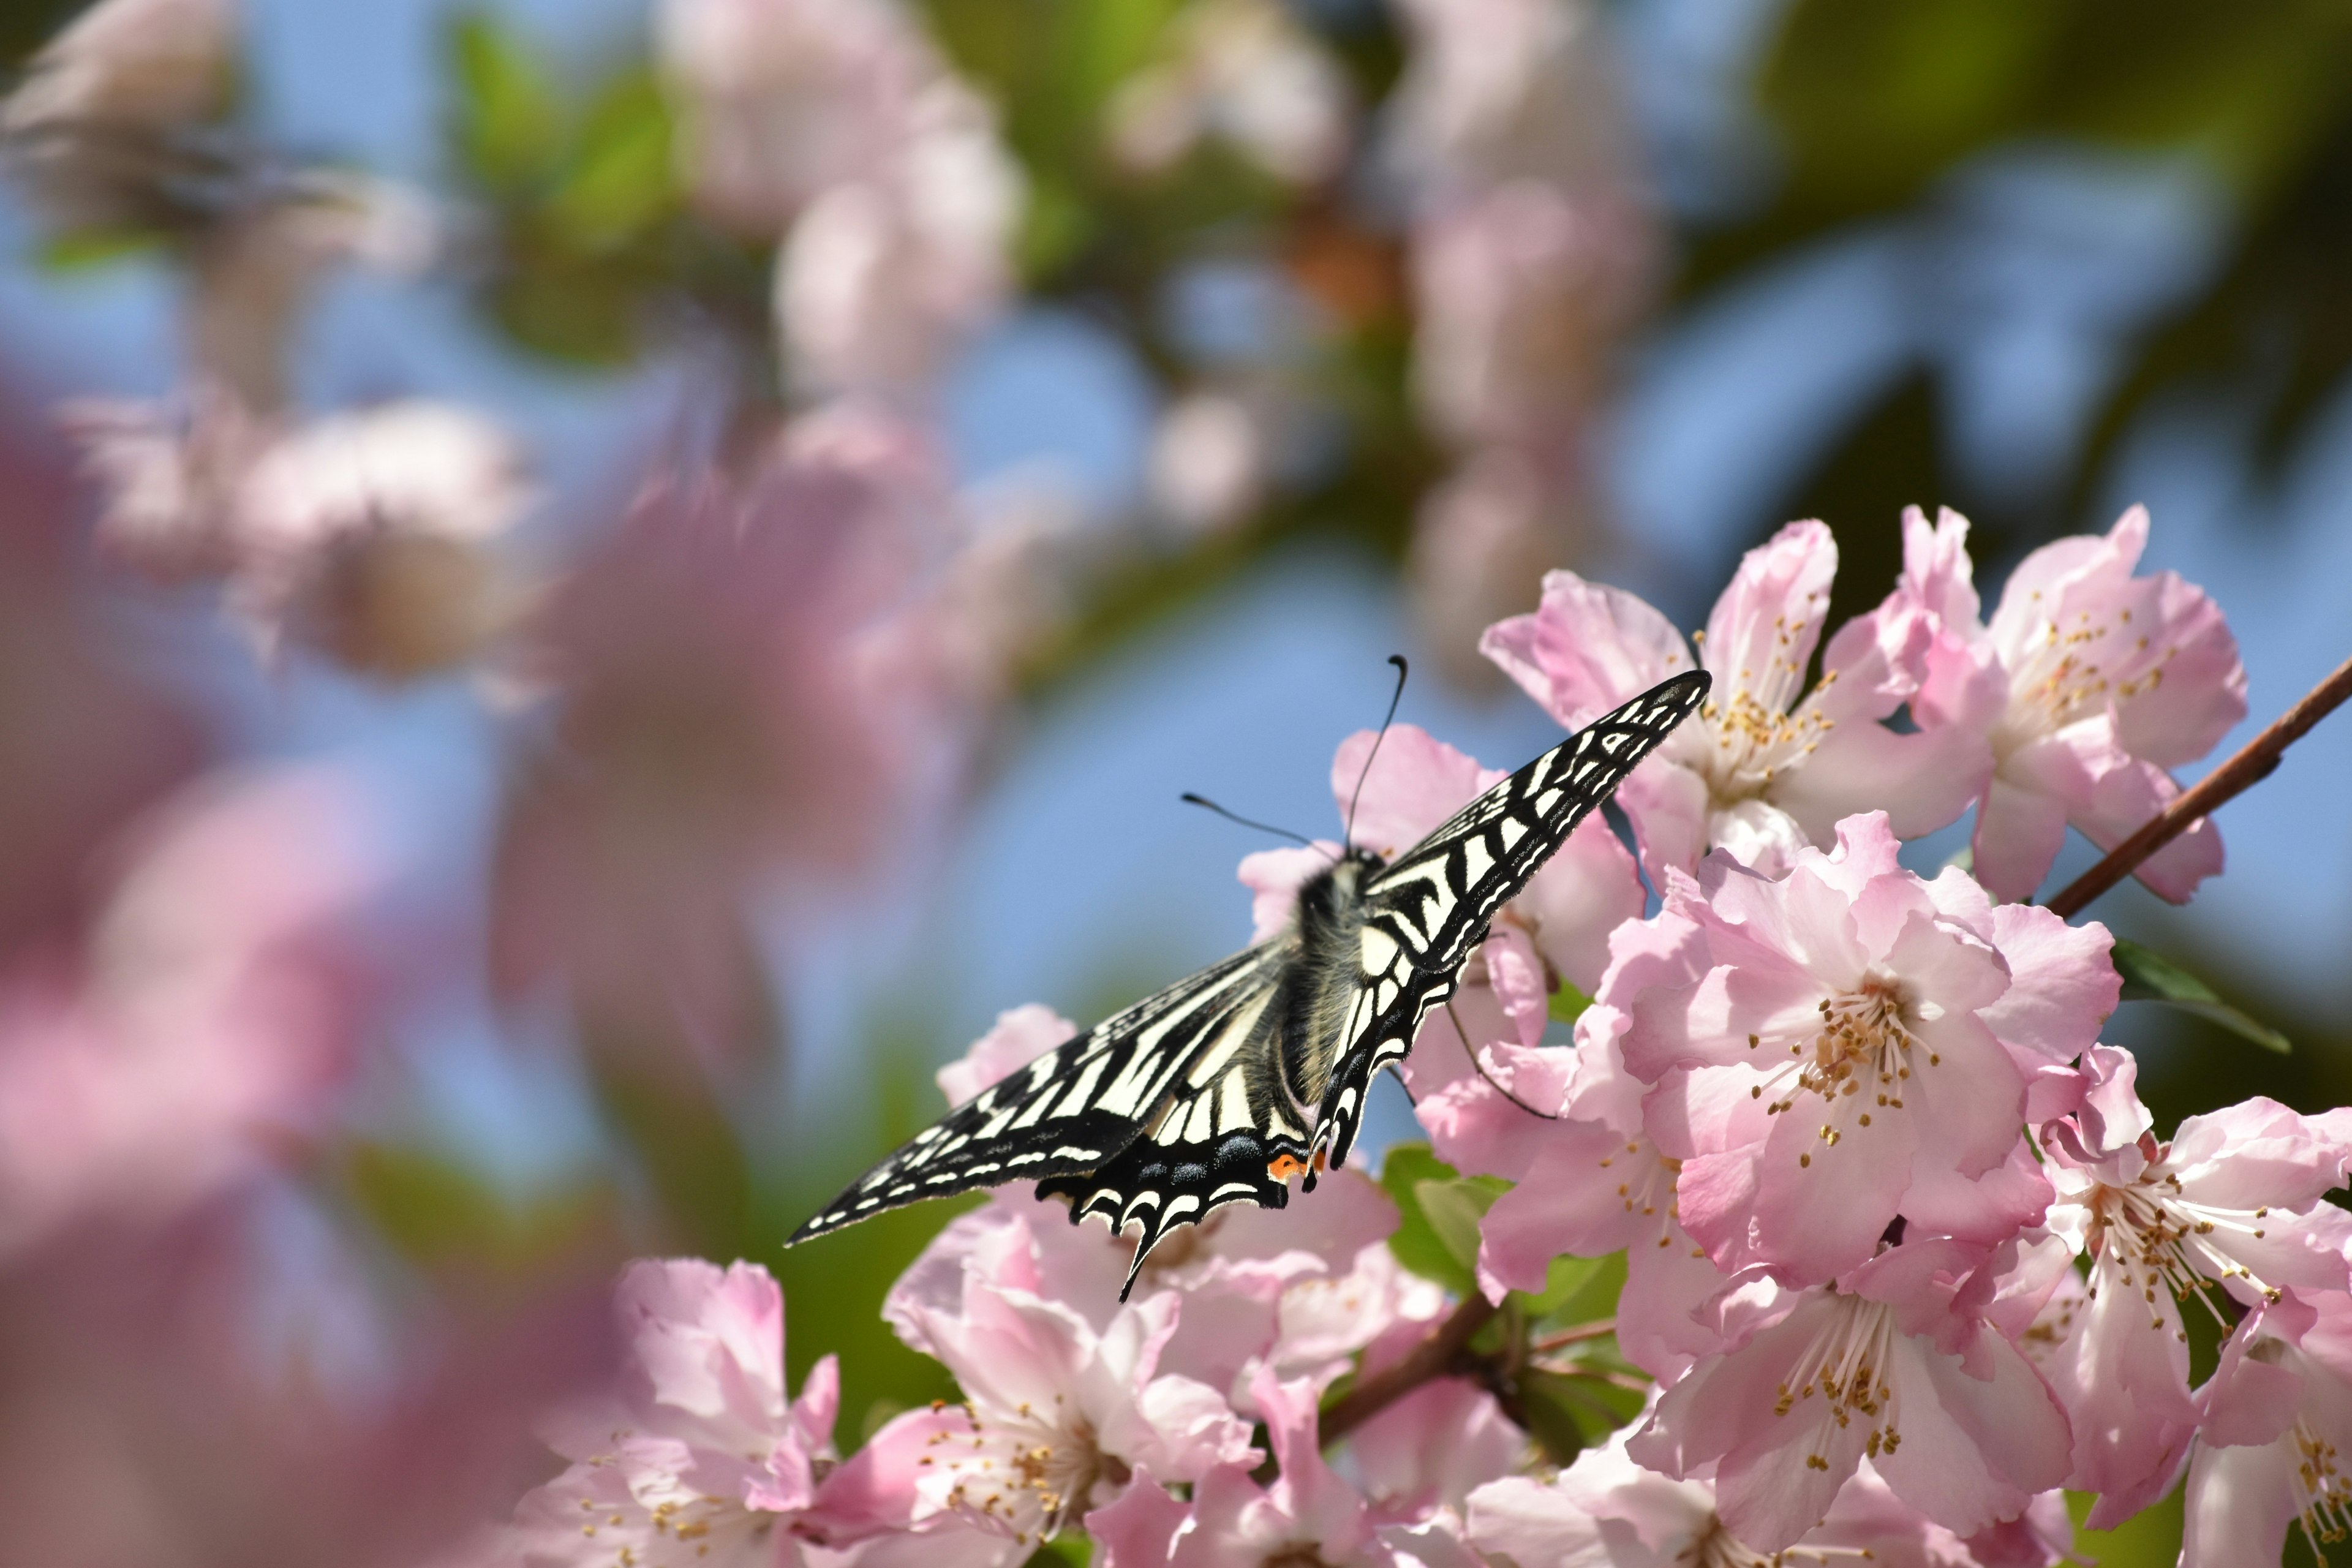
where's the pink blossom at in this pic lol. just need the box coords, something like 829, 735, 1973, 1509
2038, 1049, 2352, 1522
1627, 1236, 2073, 1550
1894, 505, 2246, 903
490, 1259, 843, 1567
657, 0, 940, 237
491, 407, 946, 1063
936, 1004, 1077, 1109
892, 1167, 1419, 1409
1153, 1368, 1480, 1568
0, 766, 383, 1256
1409, 179, 1651, 454
1348, 1375, 1525, 1525
1403, 447, 1594, 684
1482, 522, 1989, 880
0, 0, 236, 231
872, 1251, 1256, 1552
1105, 0, 1352, 183
1469, 1431, 1951, 1568
774, 83, 1022, 398
2184, 1293, 2352, 1568
1623, 813, 2094, 1284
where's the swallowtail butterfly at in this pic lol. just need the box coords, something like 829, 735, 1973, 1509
791, 669, 1710, 1295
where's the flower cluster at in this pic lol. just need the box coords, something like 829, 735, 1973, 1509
481, 502, 2349, 1568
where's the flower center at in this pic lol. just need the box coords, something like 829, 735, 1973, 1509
1683, 1512, 1876, 1568
2293, 1417, 2352, 1556
1992, 601, 2172, 760
1773, 1294, 1902, 1467
1693, 669, 1839, 805
2082, 1156, 2285, 1322
932, 1401, 1129, 1547
1753, 981, 1924, 1166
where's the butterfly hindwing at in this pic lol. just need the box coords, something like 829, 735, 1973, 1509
790, 944, 1284, 1242
1305, 670, 1713, 1174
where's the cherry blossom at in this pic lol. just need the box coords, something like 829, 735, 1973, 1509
1628, 1235, 2071, 1550
489, 1259, 843, 1568
1469, 1430, 1951, 1568
656, 0, 940, 238
1893, 505, 2246, 903
1483, 522, 1988, 880
2184, 1292, 2352, 1568
1128, 1368, 1480, 1568
1105, 0, 1352, 184
1623, 813, 2104, 1284
2037, 1045, 2352, 1521
0, 0, 236, 232
491, 406, 946, 1063
774, 81, 1023, 399
0, 766, 384, 1256
873, 1250, 1255, 1554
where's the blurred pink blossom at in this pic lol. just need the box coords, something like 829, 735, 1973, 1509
2038, 1046, 2352, 1523
1894, 505, 2246, 902
1386, 0, 1637, 198
0, 765, 383, 1255
1469, 1431, 1953, 1568
0, 0, 237, 231
657, 0, 940, 238
485, 1259, 844, 1567
1105, 0, 1352, 184
2185, 1292, 2352, 1568
1623, 814, 2103, 1284
774, 83, 1023, 399
493, 406, 946, 1062
1628, 1235, 2072, 1551
1483, 522, 1988, 880
66, 393, 533, 675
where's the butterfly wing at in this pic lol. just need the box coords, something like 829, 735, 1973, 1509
1305, 670, 1712, 1175
789, 942, 1290, 1244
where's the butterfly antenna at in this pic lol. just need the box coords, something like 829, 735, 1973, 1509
1343, 655, 1410, 848
1180, 793, 1316, 848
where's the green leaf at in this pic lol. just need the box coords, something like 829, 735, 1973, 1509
1379, 1143, 1504, 1292
1022, 1532, 1093, 1568
546, 69, 677, 249
1512, 1366, 1592, 1466
1548, 980, 1593, 1027
2112, 937, 2291, 1055
449, 13, 564, 192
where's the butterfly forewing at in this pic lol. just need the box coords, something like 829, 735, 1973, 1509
1304, 670, 1712, 1174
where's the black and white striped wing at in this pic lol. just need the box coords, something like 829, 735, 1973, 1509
1305, 671, 1712, 1174
789, 943, 1291, 1246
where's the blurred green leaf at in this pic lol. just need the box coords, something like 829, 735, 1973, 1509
2114, 937, 2291, 1054
546, 69, 678, 249
344, 1142, 615, 1275
584, 1030, 755, 1256
450, 12, 565, 192
36, 229, 164, 273
1523, 1250, 1626, 1329
2067, 1483, 2184, 1568
1414, 1175, 1499, 1272
1548, 981, 1592, 1027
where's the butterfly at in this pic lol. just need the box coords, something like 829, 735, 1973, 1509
790, 669, 1711, 1295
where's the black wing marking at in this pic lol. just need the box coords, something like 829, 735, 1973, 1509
1305, 671, 1712, 1176
789, 943, 1287, 1243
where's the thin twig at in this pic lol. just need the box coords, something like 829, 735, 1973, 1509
2046, 652, 2352, 919
1530, 1318, 1616, 1353
1319, 1291, 1499, 1447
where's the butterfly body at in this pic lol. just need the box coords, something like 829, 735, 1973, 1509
791, 670, 1710, 1295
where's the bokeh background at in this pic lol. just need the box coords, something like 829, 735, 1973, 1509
1, 1, 2347, 1562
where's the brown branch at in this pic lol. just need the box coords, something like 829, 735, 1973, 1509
1530, 1317, 1616, 1353
1318, 1291, 1499, 1447
2046, 652, 2352, 920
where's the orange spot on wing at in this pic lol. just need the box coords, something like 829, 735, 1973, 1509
1267, 1154, 1306, 1181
